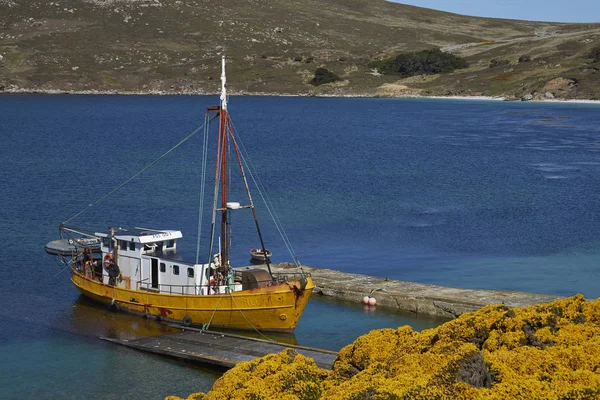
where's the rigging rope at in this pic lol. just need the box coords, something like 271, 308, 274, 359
229, 291, 275, 342
201, 294, 224, 332
228, 115, 302, 266
196, 113, 211, 264
61, 226, 98, 238
62, 116, 218, 225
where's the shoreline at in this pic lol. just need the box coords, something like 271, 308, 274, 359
2, 87, 600, 104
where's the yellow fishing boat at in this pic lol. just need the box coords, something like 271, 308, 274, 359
46, 56, 313, 332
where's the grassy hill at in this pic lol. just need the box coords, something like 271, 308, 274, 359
1, 0, 599, 99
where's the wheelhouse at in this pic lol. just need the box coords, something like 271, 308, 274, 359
95, 227, 212, 295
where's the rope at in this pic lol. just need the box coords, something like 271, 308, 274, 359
196, 113, 211, 264
61, 226, 98, 238
201, 294, 224, 332
62, 116, 218, 225
228, 115, 301, 266
50, 254, 72, 276
200, 290, 274, 343
229, 292, 275, 342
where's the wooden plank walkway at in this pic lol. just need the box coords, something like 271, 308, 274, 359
101, 328, 338, 370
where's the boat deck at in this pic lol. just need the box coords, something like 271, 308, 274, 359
101, 328, 338, 370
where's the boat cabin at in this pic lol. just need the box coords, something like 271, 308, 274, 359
95, 227, 217, 295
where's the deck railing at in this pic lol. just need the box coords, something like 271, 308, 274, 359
135, 271, 311, 296
73, 263, 310, 295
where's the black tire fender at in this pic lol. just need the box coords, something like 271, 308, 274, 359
182, 316, 193, 327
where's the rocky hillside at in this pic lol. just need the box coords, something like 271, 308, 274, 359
1, 0, 599, 99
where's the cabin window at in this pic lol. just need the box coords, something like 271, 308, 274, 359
173, 265, 180, 275
102, 238, 110, 249
160, 263, 166, 273
187, 267, 194, 278
129, 240, 135, 251
167, 240, 175, 248
119, 240, 127, 251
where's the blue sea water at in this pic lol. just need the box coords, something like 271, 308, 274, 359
1, 94, 600, 398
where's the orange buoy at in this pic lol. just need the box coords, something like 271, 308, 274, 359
103, 253, 113, 268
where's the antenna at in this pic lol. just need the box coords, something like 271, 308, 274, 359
220, 55, 228, 111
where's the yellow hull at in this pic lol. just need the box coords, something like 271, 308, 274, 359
71, 268, 313, 332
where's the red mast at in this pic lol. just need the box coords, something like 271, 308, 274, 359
206, 55, 273, 281
219, 55, 230, 270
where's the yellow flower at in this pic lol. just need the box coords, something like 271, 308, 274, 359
170, 295, 600, 400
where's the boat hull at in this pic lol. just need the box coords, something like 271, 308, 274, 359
70, 268, 313, 332
250, 249, 272, 261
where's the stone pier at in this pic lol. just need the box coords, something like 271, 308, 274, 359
263, 263, 563, 319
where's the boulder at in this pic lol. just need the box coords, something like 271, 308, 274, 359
521, 93, 533, 101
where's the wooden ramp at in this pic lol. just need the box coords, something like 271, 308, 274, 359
101, 328, 338, 370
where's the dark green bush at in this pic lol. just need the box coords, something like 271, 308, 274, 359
368, 48, 468, 77
589, 46, 600, 63
489, 58, 509, 68
311, 68, 340, 86
518, 55, 531, 63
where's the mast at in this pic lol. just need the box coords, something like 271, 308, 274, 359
219, 55, 230, 271
207, 55, 273, 282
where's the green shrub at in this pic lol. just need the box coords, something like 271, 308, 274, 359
368, 48, 468, 77
518, 55, 531, 63
489, 58, 509, 68
310, 67, 340, 86
589, 46, 600, 63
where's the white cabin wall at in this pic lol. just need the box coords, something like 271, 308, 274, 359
116, 255, 139, 289
160, 260, 171, 289
141, 258, 150, 290
184, 265, 195, 295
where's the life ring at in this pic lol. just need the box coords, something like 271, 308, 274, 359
182, 316, 193, 327
103, 253, 113, 268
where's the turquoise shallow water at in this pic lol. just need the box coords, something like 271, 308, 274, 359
1, 95, 600, 398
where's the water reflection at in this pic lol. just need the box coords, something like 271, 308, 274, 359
64, 292, 449, 353
68, 295, 178, 341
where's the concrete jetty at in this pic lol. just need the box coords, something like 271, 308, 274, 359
264, 263, 563, 319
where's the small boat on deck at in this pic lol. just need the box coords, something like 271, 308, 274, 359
45, 56, 313, 333
44, 237, 101, 257
250, 248, 272, 262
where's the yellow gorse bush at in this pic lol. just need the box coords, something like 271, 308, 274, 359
170, 295, 600, 400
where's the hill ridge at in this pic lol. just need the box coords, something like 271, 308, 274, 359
1, 0, 599, 99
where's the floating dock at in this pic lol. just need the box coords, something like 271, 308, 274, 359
102, 328, 338, 370
264, 263, 563, 319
